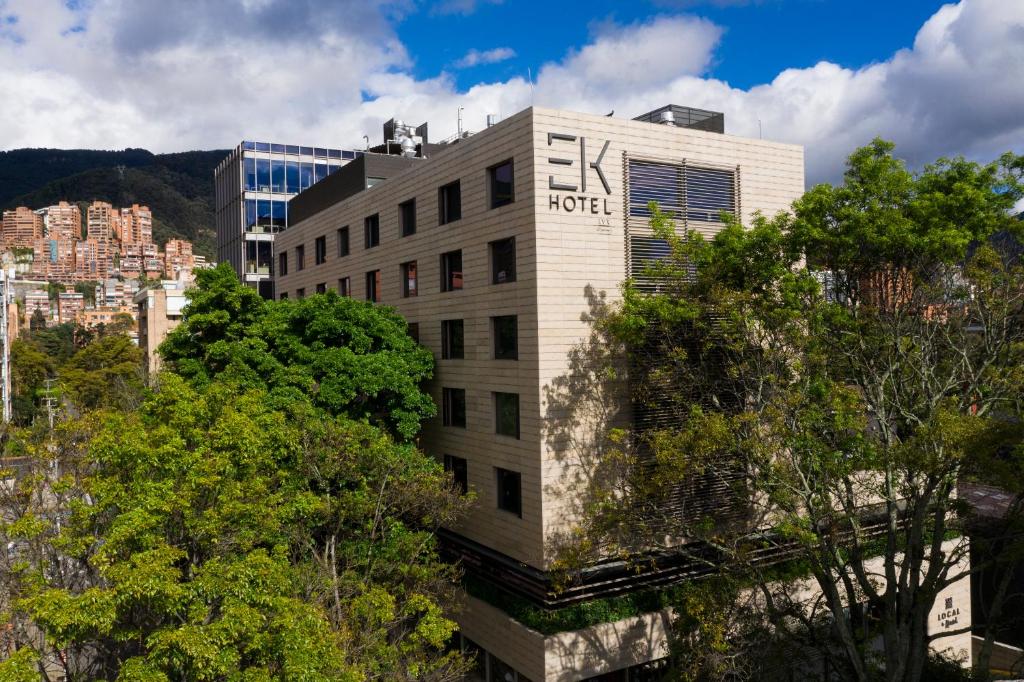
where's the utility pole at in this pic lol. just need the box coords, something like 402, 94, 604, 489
0, 267, 12, 423
42, 378, 56, 432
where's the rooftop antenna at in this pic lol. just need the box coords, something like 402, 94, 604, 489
363, 135, 369, 150
457, 106, 464, 138
758, 118, 763, 139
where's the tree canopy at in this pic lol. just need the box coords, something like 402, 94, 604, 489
1, 376, 468, 680
566, 140, 1024, 682
160, 265, 435, 440
1, 266, 470, 680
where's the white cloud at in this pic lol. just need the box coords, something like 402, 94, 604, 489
430, 0, 501, 15
0, 0, 1021, 186
454, 46, 516, 69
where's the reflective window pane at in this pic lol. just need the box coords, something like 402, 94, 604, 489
256, 159, 271, 191
300, 162, 314, 190
245, 199, 257, 231
442, 319, 464, 360
271, 201, 286, 231
489, 160, 514, 208
286, 160, 300, 193
490, 237, 516, 284
493, 315, 518, 360
257, 199, 273, 229
271, 159, 285, 192
244, 157, 257, 191
443, 388, 466, 428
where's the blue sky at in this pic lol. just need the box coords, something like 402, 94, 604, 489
0, 0, 1020, 185
398, 1, 947, 92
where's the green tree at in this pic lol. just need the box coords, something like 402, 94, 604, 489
28, 308, 46, 331
160, 264, 435, 440
58, 333, 144, 411
9, 339, 53, 424
0, 376, 469, 681
73, 281, 98, 307
571, 142, 1024, 681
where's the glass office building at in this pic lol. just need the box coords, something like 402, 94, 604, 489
214, 141, 361, 298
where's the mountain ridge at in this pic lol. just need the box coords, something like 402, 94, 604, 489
0, 147, 229, 258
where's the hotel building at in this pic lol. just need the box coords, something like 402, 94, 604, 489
273, 105, 970, 680
213, 141, 362, 298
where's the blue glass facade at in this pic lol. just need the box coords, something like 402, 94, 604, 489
216, 140, 361, 297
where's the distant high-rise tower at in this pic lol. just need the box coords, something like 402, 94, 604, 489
119, 204, 153, 245
87, 201, 118, 244
39, 201, 81, 241
214, 141, 360, 298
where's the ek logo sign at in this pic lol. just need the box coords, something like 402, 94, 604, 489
547, 132, 611, 194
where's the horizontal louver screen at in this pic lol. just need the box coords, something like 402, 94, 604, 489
685, 166, 736, 223
627, 159, 736, 223
629, 236, 671, 292
628, 161, 683, 218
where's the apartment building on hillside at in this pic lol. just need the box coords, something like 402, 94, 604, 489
273, 105, 971, 680
1, 207, 43, 248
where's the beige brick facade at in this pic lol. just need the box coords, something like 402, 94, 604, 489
275, 106, 804, 571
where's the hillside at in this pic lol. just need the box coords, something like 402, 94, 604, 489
0, 148, 228, 258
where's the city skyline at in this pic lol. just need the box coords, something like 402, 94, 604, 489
0, 0, 1019, 188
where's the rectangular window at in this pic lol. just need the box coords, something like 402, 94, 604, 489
442, 388, 466, 428
296, 287, 305, 299
315, 282, 326, 294
278, 252, 288, 277
315, 235, 327, 265
444, 455, 468, 495
495, 392, 520, 439
365, 270, 381, 302
489, 159, 514, 208
493, 315, 518, 360
495, 467, 522, 517
440, 250, 463, 292
337, 226, 350, 257
364, 214, 380, 249
399, 199, 416, 237
407, 322, 420, 344
295, 245, 305, 271
441, 319, 464, 360
338, 277, 351, 297
401, 261, 418, 298
279, 292, 288, 300
490, 237, 516, 284
438, 180, 462, 225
